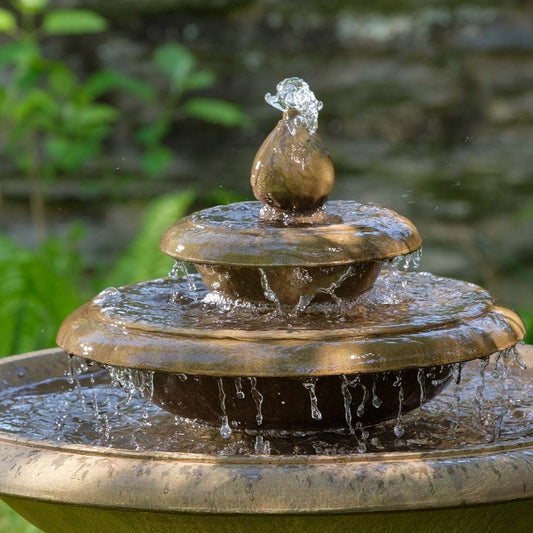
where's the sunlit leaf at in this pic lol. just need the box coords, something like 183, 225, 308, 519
0, 8, 16, 34
48, 63, 77, 98
14, 0, 49, 15
0, 41, 35, 67
75, 103, 118, 128
183, 97, 249, 127
105, 191, 195, 287
44, 136, 100, 172
13, 90, 59, 122
43, 9, 108, 36
154, 44, 195, 92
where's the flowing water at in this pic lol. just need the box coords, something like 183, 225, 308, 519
0, 349, 530, 456
91, 266, 491, 335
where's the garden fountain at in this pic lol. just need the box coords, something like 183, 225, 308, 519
0, 78, 531, 533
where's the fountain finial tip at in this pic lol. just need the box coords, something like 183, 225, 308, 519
251, 77, 334, 221
264, 77, 323, 135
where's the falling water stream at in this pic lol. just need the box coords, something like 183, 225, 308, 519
0, 348, 529, 456
1, 248, 527, 457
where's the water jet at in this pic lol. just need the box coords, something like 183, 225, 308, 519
0, 77, 530, 532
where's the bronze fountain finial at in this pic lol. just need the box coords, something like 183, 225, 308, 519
251, 78, 335, 225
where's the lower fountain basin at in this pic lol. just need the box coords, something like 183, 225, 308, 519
152, 365, 453, 432
1, 347, 533, 533
195, 260, 382, 306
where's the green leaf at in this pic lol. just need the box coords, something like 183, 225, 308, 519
183, 97, 248, 127
142, 146, 173, 178
154, 44, 195, 92
14, 0, 49, 15
105, 191, 195, 287
136, 119, 170, 147
0, 8, 16, 34
43, 9, 108, 36
517, 201, 533, 222
0, 233, 84, 357
48, 63, 77, 98
0, 41, 35, 68
13, 89, 59, 122
75, 103, 118, 128
184, 69, 216, 91
83, 70, 155, 102
45, 136, 100, 172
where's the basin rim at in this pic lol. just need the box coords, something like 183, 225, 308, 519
0, 348, 532, 515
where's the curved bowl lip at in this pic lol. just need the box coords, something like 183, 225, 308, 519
56, 302, 525, 376
159, 201, 422, 267
0, 347, 533, 514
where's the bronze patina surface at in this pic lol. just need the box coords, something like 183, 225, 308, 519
160, 201, 421, 267
57, 275, 525, 377
1, 347, 533, 533
250, 114, 335, 215
195, 261, 382, 305
160, 200, 421, 303
152, 365, 454, 430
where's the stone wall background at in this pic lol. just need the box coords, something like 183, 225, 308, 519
1, 0, 532, 311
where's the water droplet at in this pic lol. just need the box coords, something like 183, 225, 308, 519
248, 377, 264, 426
303, 378, 322, 421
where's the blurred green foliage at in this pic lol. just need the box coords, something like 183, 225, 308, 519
0, 228, 84, 357
0, 500, 40, 533
0, 191, 195, 358
0, 2, 247, 242
137, 43, 250, 179
105, 190, 195, 286
0, 0, 126, 241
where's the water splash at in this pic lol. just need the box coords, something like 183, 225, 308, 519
265, 77, 323, 135
217, 378, 232, 438
371, 378, 382, 409
296, 265, 355, 314
356, 379, 368, 418
235, 377, 245, 399
417, 367, 426, 405
66, 356, 88, 413
258, 268, 281, 308
2, 350, 531, 455
514, 344, 527, 370
248, 377, 264, 426
254, 435, 271, 455
393, 372, 405, 438
340, 375, 353, 433
303, 378, 322, 421
179, 261, 198, 292
168, 260, 182, 280
389, 249, 422, 272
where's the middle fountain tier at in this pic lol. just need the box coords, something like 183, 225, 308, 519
57, 77, 524, 437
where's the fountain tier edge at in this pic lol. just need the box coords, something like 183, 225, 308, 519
56, 271, 524, 432
0, 346, 533, 533
159, 201, 421, 306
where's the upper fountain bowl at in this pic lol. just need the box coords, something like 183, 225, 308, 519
160, 200, 421, 306
160, 77, 421, 306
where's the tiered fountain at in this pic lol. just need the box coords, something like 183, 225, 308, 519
0, 78, 531, 533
